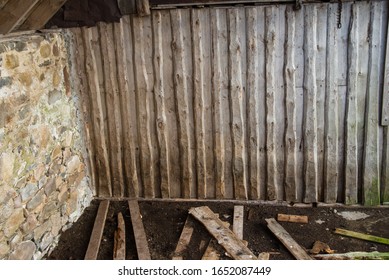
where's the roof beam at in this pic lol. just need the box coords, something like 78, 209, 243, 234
0, 0, 40, 34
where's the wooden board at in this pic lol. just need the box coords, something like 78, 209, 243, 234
265, 218, 312, 260
85, 200, 110, 260
277, 214, 308, 224
172, 216, 194, 260
0, 0, 39, 34
233, 205, 244, 240
19, 0, 68, 31
202, 240, 220, 260
189, 206, 256, 260
113, 212, 126, 260
128, 200, 151, 260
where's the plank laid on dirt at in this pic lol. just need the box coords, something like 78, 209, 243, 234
334, 228, 389, 245
313, 251, 389, 260
277, 214, 308, 224
233, 205, 244, 239
189, 206, 257, 260
173, 216, 195, 260
265, 218, 313, 260
113, 212, 126, 260
202, 240, 220, 260
85, 200, 110, 260
128, 200, 151, 260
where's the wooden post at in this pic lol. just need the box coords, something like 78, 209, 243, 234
136, 0, 150, 17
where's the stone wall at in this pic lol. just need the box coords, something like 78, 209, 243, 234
0, 32, 93, 259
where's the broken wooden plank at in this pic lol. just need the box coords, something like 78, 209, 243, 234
265, 218, 313, 260
277, 214, 308, 224
202, 240, 220, 260
172, 216, 195, 260
189, 206, 257, 260
313, 251, 389, 260
136, 0, 150, 16
113, 212, 126, 260
257, 252, 270, 260
334, 228, 389, 245
128, 200, 151, 260
233, 205, 244, 240
85, 200, 110, 260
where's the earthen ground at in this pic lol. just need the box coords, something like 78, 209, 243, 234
45, 200, 389, 260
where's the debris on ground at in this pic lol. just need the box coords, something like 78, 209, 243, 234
336, 211, 370, 221
309, 241, 335, 254
277, 214, 308, 224
113, 212, 125, 260
313, 251, 389, 260
334, 228, 389, 245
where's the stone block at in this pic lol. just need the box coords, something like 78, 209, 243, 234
41, 201, 57, 221
66, 155, 80, 174
0, 198, 14, 223
66, 190, 78, 216
50, 212, 62, 236
0, 152, 15, 182
26, 189, 46, 211
44, 177, 56, 196
8, 241, 36, 260
21, 214, 38, 234
4, 208, 25, 237
4, 53, 19, 69
33, 221, 51, 241
20, 183, 38, 202
39, 232, 53, 251
0, 243, 10, 259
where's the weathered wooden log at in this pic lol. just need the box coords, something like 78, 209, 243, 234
277, 214, 308, 224
334, 228, 389, 245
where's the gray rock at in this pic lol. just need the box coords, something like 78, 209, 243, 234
26, 189, 46, 211
39, 232, 53, 251
8, 241, 36, 260
20, 183, 38, 202
4, 208, 24, 237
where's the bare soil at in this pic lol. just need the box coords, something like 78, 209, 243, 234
45, 199, 389, 260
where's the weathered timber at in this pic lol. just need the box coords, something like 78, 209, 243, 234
257, 252, 270, 260
189, 206, 257, 260
128, 200, 151, 260
113, 212, 126, 260
117, 0, 136, 15
136, 0, 150, 16
313, 251, 389, 260
277, 214, 308, 224
85, 200, 110, 260
172, 216, 195, 260
381, 3, 389, 126
0, 0, 39, 34
334, 228, 389, 245
265, 218, 313, 260
202, 240, 220, 260
233, 205, 244, 240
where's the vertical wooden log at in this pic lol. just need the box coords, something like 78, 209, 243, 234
381, 11, 389, 126
265, 6, 278, 200
152, 11, 171, 198
192, 9, 207, 199
170, 9, 195, 198
99, 22, 125, 197
315, 4, 327, 202
363, 2, 383, 206
324, 5, 339, 203
284, 6, 298, 202
136, 0, 150, 17
211, 9, 233, 199
118, 16, 140, 197
303, 5, 319, 202
228, 8, 248, 200
246, 7, 261, 200
132, 16, 157, 198
70, 28, 97, 194
82, 27, 112, 197
344, 3, 360, 204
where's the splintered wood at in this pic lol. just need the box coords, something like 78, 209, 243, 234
113, 212, 126, 260
189, 206, 257, 260
173, 217, 195, 260
266, 218, 313, 260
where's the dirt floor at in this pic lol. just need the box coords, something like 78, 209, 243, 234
45, 199, 389, 260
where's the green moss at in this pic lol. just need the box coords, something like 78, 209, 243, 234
364, 177, 380, 206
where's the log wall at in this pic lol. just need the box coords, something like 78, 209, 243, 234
68, 1, 389, 205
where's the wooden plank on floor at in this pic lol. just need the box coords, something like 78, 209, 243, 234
189, 206, 256, 260
233, 205, 244, 240
265, 218, 312, 260
172, 216, 195, 260
128, 200, 151, 260
113, 212, 126, 260
202, 240, 220, 260
85, 200, 110, 260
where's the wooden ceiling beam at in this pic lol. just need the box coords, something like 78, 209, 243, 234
0, 0, 40, 34
18, 0, 68, 31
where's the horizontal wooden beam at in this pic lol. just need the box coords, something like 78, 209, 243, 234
0, 0, 39, 34
18, 0, 68, 31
